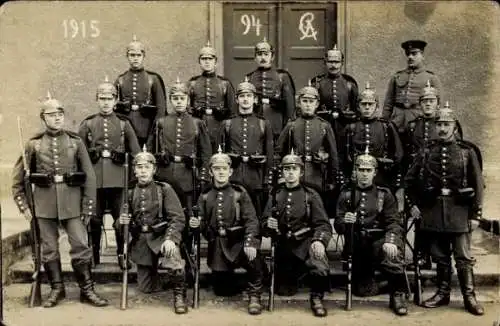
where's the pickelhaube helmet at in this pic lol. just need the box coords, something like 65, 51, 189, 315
199, 40, 216, 58
96, 76, 117, 97
254, 37, 274, 54
126, 35, 145, 54
40, 91, 64, 116
209, 145, 232, 167
281, 148, 304, 167
297, 80, 320, 100
436, 101, 456, 122
420, 80, 438, 100
169, 76, 189, 96
359, 81, 378, 103
133, 145, 156, 166
326, 44, 343, 61
236, 76, 257, 95
355, 146, 378, 169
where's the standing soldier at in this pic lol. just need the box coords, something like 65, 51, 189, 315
276, 83, 339, 205
189, 148, 265, 315
12, 93, 108, 308
148, 78, 212, 218
262, 151, 332, 317
382, 40, 442, 133
119, 148, 188, 314
246, 38, 295, 143
218, 78, 273, 216
311, 44, 359, 149
114, 35, 167, 146
405, 105, 485, 316
335, 150, 408, 316
344, 82, 404, 209
79, 78, 141, 268
188, 41, 236, 153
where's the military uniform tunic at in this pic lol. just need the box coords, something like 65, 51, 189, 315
188, 72, 236, 152
382, 67, 441, 132
345, 118, 404, 190
148, 111, 212, 193
246, 67, 295, 138
276, 116, 339, 191
115, 68, 166, 142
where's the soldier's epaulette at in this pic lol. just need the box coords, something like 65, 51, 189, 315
341, 73, 358, 86
316, 115, 329, 124
217, 75, 229, 81
145, 70, 162, 79
118, 70, 128, 78
302, 184, 321, 197
230, 182, 250, 194
65, 130, 83, 139
189, 75, 202, 81
254, 113, 266, 120
115, 113, 132, 122
376, 185, 391, 194
82, 113, 99, 121
311, 74, 326, 82
29, 131, 46, 140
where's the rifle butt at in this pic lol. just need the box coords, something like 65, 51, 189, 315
345, 260, 352, 311
413, 266, 422, 305
268, 244, 275, 312
28, 277, 42, 308
120, 268, 128, 310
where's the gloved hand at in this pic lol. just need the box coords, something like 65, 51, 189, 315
161, 239, 176, 257
310, 241, 326, 259
244, 246, 257, 261
343, 212, 357, 224
189, 217, 200, 229
382, 243, 398, 260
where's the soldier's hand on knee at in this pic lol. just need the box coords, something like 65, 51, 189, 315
244, 246, 257, 261
22, 210, 33, 222
119, 213, 131, 225
267, 217, 278, 231
343, 212, 357, 224
161, 240, 176, 257
310, 241, 326, 259
189, 217, 200, 229
410, 205, 421, 220
382, 243, 398, 260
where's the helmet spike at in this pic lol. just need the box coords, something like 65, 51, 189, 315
217, 144, 223, 154
176, 76, 181, 84
444, 101, 450, 109
333, 44, 338, 50
263, 36, 267, 43
365, 81, 371, 90
104, 75, 109, 83
308, 79, 312, 87
142, 144, 147, 152
132, 34, 137, 42
290, 148, 295, 155
426, 80, 431, 88
206, 40, 211, 47
46, 90, 52, 100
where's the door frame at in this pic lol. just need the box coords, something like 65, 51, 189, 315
211, 0, 348, 75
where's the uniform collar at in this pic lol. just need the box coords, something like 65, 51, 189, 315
285, 183, 302, 191
99, 111, 115, 118
356, 184, 375, 191
239, 110, 254, 117
202, 71, 216, 77
300, 114, 315, 120
46, 129, 64, 137
257, 66, 272, 72
137, 180, 154, 188
129, 67, 145, 73
213, 182, 231, 190
407, 66, 424, 74
327, 72, 342, 79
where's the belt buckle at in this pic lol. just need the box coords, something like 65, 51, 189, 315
53, 175, 64, 183
102, 150, 111, 158
305, 155, 312, 162
174, 156, 182, 163
131, 104, 139, 111
141, 225, 149, 232
262, 98, 270, 104
242, 156, 249, 163
205, 108, 213, 115
403, 102, 411, 109
441, 188, 451, 196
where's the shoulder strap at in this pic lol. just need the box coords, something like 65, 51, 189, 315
120, 119, 126, 150
156, 184, 163, 218
259, 118, 265, 135
460, 147, 468, 188
233, 188, 241, 222
376, 189, 385, 213
147, 73, 153, 104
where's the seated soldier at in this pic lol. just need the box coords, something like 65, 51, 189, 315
190, 147, 265, 315
335, 149, 408, 316
262, 150, 332, 317
119, 147, 188, 314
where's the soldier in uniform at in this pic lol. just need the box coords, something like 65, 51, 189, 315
78, 78, 141, 268
12, 93, 108, 308
311, 44, 359, 153
119, 147, 188, 314
276, 83, 339, 208
189, 148, 265, 315
114, 35, 167, 146
344, 82, 404, 209
218, 78, 273, 216
382, 40, 442, 133
405, 105, 485, 316
246, 38, 295, 143
188, 41, 236, 153
335, 150, 408, 316
262, 151, 332, 317
147, 78, 212, 219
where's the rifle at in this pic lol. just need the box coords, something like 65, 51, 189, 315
190, 154, 201, 309
267, 165, 280, 312
344, 181, 356, 311
17, 117, 42, 308
120, 153, 130, 310
412, 216, 423, 305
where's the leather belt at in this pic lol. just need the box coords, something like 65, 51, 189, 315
173, 155, 183, 163
441, 188, 452, 196
304, 155, 312, 162
102, 150, 111, 158
241, 156, 249, 163
131, 104, 140, 111
53, 175, 64, 183
205, 108, 213, 115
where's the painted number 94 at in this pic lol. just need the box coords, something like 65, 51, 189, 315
62, 19, 100, 39
240, 14, 262, 36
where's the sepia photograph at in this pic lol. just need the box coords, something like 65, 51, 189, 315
0, 1, 498, 325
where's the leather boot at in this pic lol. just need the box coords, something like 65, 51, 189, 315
310, 293, 327, 317
72, 261, 108, 307
172, 272, 188, 314
43, 260, 66, 308
422, 264, 451, 308
389, 274, 408, 316
457, 268, 484, 316
247, 277, 263, 315
91, 224, 101, 266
